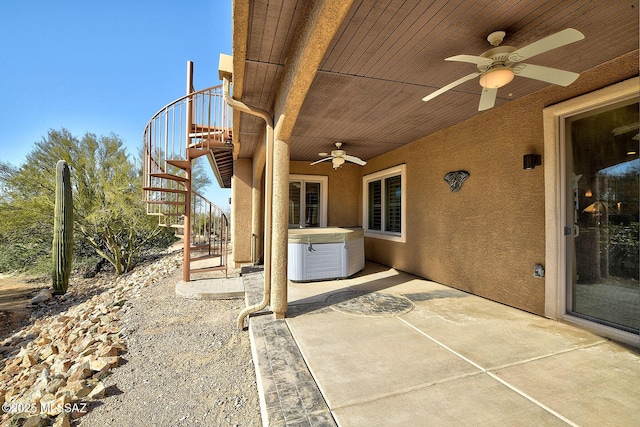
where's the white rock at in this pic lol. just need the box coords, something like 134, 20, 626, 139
87, 381, 106, 399
53, 413, 71, 427
30, 289, 53, 304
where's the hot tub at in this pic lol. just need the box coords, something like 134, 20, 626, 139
288, 227, 364, 282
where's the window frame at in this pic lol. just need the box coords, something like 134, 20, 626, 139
362, 164, 406, 242
288, 174, 328, 228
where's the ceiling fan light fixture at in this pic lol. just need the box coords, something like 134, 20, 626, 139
479, 67, 514, 89
332, 157, 345, 169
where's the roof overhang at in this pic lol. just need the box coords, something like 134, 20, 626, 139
230, 0, 639, 165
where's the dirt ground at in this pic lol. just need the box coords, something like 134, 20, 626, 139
0, 274, 49, 338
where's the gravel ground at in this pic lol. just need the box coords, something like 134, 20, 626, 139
76, 254, 261, 427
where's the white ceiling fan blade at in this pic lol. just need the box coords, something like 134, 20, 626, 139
478, 87, 497, 111
310, 157, 333, 166
446, 55, 493, 66
318, 152, 329, 156
343, 155, 366, 166
422, 72, 481, 102
508, 28, 584, 62
513, 63, 580, 86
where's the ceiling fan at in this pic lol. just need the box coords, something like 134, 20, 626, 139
422, 28, 585, 111
310, 142, 366, 169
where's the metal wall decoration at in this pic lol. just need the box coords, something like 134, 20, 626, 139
444, 170, 470, 193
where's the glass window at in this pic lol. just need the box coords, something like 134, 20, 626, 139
289, 175, 327, 228
385, 175, 401, 233
368, 180, 381, 231
289, 181, 301, 227
305, 182, 321, 227
363, 164, 406, 242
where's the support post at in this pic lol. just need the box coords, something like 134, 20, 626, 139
183, 60, 194, 282
251, 178, 263, 264
251, 145, 266, 264
271, 138, 290, 318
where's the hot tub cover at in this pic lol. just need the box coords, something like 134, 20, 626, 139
288, 227, 364, 244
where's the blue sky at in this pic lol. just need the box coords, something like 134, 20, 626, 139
0, 0, 232, 209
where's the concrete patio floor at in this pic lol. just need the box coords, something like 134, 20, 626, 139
244, 262, 640, 427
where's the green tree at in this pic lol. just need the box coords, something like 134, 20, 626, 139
0, 128, 174, 274
191, 156, 212, 195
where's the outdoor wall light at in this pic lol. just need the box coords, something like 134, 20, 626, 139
523, 154, 542, 170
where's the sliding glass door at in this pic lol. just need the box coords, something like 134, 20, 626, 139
565, 100, 639, 334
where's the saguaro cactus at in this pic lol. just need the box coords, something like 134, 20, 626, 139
52, 159, 73, 294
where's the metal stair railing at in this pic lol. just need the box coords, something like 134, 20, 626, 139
142, 84, 230, 212
189, 191, 229, 277
142, 82, 232, 278
143, 154, 187, 228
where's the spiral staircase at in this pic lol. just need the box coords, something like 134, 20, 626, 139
142, 66, 233, 281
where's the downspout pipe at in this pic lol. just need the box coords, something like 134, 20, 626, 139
222, 77, 274, 330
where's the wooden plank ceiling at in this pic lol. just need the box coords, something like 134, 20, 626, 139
236, 0, 639, 163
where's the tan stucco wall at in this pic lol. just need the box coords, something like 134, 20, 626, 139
231, 159, 253, 266
362, 51, 639, 315
290, 161, 361, 227
363, 109, 548, 313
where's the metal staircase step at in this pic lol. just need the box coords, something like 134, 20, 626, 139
143, 187, 187, 194
156, 223, 185, 229
189, 130, 223, 139
190, 124, 231, 138
186, 147, 210, 159
166, 159, 190, 170
188, 140, 233, 150
145, 200, 186, 205
150, 173, 188, 182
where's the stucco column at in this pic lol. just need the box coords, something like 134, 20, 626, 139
231, 159, 253, 267
251, 143, 266, 264
271, 138, 290, 318
251, 177, 263, 264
